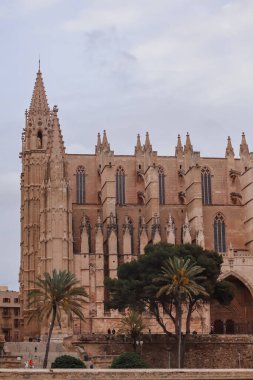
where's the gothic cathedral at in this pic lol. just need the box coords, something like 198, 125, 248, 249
19, 68, 253, 339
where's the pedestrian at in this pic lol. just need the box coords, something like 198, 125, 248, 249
107, 328, 111, 335
112, 328, 116, 335
90, 359, 94, 369
148, 328, 152, 342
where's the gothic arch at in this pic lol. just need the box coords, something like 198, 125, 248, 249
116, 166, 125, 206
158, 166, 165, 205
213, 212, 226, 253
219, 270, 253, 298
201, 166, 212, 205
76, 166, 86, 204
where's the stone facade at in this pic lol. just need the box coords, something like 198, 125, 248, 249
0, 286, 20, 342
19, 68, 253, 339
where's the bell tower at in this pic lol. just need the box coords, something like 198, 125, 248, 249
20, 66, 73, 339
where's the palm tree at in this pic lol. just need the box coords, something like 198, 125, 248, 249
154, 256, 208, 368
27, 270, 88, 368
120, 310, 146, 352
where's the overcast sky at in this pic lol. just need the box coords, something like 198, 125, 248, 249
1, 0, 253, 289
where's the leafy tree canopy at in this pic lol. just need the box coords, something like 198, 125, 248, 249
105, 243, 233, 334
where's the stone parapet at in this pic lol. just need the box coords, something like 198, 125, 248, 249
2, 369, 253, 380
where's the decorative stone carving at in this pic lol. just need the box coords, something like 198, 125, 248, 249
166, 214, 176, 245
183, 213, 191, 244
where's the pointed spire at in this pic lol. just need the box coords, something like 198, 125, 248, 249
102, 130, 110, 151
95, 132, 102, 153
29, 68, 49, 114
175, 134, 184, 157
144, 132, 152, 152
225, 136, 234, 158
48, 106, 65, 180
184, 132, 193, 154
135, 134, 143, 154
166, 214, 176, 244
240, 132, 249, 157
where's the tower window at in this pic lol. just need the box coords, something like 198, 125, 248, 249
201, 167, 212, 205
158, 167, 165, 205
37, 130, 42, 149
214, 213, 226, 253
116, 167, 125, 206
76, 166, 85, 204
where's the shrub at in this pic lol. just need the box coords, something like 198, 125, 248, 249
51, 355, 86, 368
110, 352, 149, 369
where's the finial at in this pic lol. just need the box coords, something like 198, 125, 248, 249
144, 132, 152, 151
175, 134, 183, 157
135, 133, 143, 153
38, 56, 40, 72
225, 136, 234, 158
240, 132, 249, 157
184, 132, 193, 154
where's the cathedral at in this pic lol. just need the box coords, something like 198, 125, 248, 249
19, 67, 253, 340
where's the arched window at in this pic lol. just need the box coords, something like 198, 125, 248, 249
116, 167, 125, 206
37, 130, 42, 149
201, 167, 212, 205
76, 166, 85, 204
158, 167, 165, 205
214, 213, 226, 253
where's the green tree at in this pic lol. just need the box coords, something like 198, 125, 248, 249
120, 310, 145, 352
111, 352, 149, 368
51, 355, 86, 368
154, 256, 208, 368
27, 270, 88, 368
105, 243, 234, 365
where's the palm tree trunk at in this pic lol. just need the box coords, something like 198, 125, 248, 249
43, 306, 56, 368
177, 298, 182, 369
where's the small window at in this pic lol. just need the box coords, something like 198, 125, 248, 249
37, 130, 43, 149
214, 213, 226, 253
14, 319, 20, 328
14, 298, 19, 303
76, 166, 85, 204
3, 298, 10, 303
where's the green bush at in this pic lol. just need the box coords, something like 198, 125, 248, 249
51, 355, 86, 368
110, 352, 149, 369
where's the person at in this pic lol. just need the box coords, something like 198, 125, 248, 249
24, 361, 29, 369
107, 328, 111, 335
112, 328, 116, 335
90, 359, 94, 369
28, 358, 34, 368
148, 328, 152, 342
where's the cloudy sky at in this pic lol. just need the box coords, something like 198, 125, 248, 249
1, 0, 253, 289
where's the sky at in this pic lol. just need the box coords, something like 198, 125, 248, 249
1, 0, 253, 289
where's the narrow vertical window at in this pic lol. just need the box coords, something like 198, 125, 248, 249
158, 167, 165, 205
201, 167, 212, 205
214, 213, 226, 253
116, 167, 125, 206
76, 166, 85, 204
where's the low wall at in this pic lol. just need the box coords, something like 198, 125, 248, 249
2, 369, 253, 380
74, 334, 253, 368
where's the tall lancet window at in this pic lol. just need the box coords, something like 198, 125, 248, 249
158, 166, 165, 205
116, 166, 125, 206
201, 167, 212, 205
76, 166, 85, 204
214, 213, 226, 253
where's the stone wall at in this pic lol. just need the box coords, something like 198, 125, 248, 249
2, 369, 253, 380
74, 334, 253, 369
